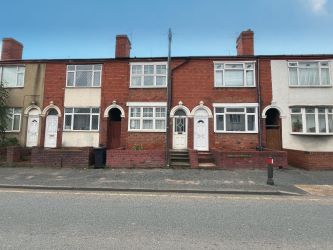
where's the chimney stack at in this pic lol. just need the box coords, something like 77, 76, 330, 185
1, 38, 23, 60
236, 29, 254, 56
115, 35, 131, 58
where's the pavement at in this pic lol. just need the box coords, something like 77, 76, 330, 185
1, 166, 333, 196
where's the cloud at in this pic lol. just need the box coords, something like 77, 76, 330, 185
306, 0, 327, 14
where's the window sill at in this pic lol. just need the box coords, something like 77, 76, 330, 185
4, 86, 24, 89
214, 131, 258, 134
66, 86, 101, 88
213, 85, 256, 88
128, 129, 166, 133
5, 130, 21, 133
63, 130, 100, 132
289, 85, 332, 88
291, 132, 333, 136
129, 86, 167, 89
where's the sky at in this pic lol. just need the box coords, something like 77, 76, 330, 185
0, 0, 332, 59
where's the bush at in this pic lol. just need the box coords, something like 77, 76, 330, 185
0, 137, 19, 147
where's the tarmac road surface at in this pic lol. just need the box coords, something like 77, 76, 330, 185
0, 189, 332, 250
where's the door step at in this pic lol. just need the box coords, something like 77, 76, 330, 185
169, 150, 190, 168
197, 151, 216, 168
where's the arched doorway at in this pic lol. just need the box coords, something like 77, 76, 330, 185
107, 108, 122, 149
194, 109, 209, 151
26, 109, 40, 147
265, 108, 282, 150
173, 109, 188, 149
44, 108, 59, 148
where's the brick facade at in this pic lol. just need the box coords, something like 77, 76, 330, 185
107, 149, 165, 168
286, 149, 333, 170
31, 147, 94, 168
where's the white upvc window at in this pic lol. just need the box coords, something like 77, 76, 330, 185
288, 61, 331, 87
213, 103, 258, 133
290, 107, 333, 135
64, 107, 100, 131
214, 62, 255, 87
5, 108, 22, 132
130, 62, 167, 87
66, 64, 102, 87
127, 102, 167, 132
0, 66, 25, 87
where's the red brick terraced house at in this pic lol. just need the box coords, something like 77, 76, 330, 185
1, 30, 332, 169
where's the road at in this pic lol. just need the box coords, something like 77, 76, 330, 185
0, 189, 332, 250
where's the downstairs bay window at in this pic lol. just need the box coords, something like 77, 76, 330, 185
127, 103, 166, 132
291, 107, 333, 135
213, 103, 258, 133
64, 108, 100, 131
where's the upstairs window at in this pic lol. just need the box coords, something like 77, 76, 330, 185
5, 108, 22, 132
291, 107, 333, 135
64, 107, 100, 131
0, 66, 25, 87
66, 65, 102, 87
288, 61, 330, 86
214, 62, 255, 87
130, 62, 167, 87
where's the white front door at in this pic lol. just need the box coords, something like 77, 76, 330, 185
26, 111, 40, 147
44, 115, 58, 148
194, 109, 209, 151
173, 116, 187, 149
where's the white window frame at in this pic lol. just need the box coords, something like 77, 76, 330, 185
288, 61, 331, 87
213, 61, 256, 87
213, 103, 258, 133
63, 107, 100, 131
130, 62, 168, 88
0, 65, 25, 88
66, 64, 102, 88
290, 107, 333, 135
127, 102, 167, 132
5, 108, 22, 132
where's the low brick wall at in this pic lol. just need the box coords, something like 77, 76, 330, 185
6, 146, 31, 163
0, 147, 7, 161
31, 147, 94, 168
286, 149, 333, 170
107, 149, 165, 168
189, 149, 199, 168
210, 149, 288, 169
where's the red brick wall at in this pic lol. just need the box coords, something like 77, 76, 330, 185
286, 149, 333, 170
31, 147, 94, 168
0, 147, 7, 161
258, 59, 272, 148
107, 149, 165, 168
211, 149, 287, 169
41, 63, 66, 147
100, 61, 167, 149
172, 59, 259, 150
6, 146, 31, 163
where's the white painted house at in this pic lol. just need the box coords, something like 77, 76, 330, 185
269, 58, 333, 152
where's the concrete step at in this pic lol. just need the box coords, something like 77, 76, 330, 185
170, 163, 190, 167
170, 157, 189, 162
198, 163, 217, 168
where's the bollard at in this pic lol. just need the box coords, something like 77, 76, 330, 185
266, 157, 274, 185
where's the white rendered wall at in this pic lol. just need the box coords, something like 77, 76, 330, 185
63, 88, 101, 147
270, 60, 333, 152
62, 132, 99, 147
